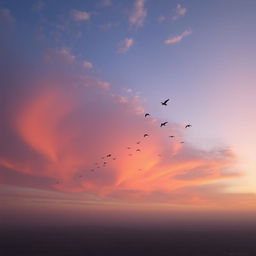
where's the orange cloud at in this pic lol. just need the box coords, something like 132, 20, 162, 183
0, 44, 249, 209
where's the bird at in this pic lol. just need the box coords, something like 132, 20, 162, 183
160, 122, 168, 127
161, 99, 169, 106
103, 162, 107, 165
145, 113, 150, 117
107, 154, 111, 157
185, 124, 192, 128
169, 135, 175, 138
144, 133, 149, 138
136, 149, 141, 152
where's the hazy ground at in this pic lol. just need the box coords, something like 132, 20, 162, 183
1, 225, 256, 256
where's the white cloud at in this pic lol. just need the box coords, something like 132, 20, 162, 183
164, 29, 192, 44
0, 8, 15, 25
70, 9, 91, 22
117, 38, 134, 53
172, 4, 187, 20
83, 61, 93, 69
129, 0, 147, 28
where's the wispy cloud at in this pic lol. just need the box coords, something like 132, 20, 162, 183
83, 60, 93, 69
158, 15, 166, 23
44, 48, 76, 63
117, 38, 134, 53
98, 0, 112, 7
70, 9, 91, 22
164, 29, 192, 44
129, 0, 147, 28
0, 8, 15, 25
172, 4, 187, 20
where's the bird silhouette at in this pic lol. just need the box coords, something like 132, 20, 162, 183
144, 134, 149, 137
103, 162, 107, 165
136, 149, 141, 152
161, 99, 169, 106
169, 135, 175, 138
107, 154, 111, 157
145, 113, 150, 117
160, 122, 168, 127
185, 124, 192, 128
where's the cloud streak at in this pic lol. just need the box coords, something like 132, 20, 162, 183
164, 29, 192, 44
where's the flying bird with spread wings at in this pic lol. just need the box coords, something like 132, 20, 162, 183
169, 135, 175, 138
144, 134, 149, 137
145, 113, 150, 117
185, 124, 192, 128
161, 99, 170, 106
160, 122, 168, 127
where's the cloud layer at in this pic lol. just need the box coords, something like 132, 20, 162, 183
0, 36, 248, 209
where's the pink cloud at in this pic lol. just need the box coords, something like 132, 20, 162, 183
129, 0, 147, 28
164, 29, 192, 44
0, 37, 247, 209
70, 9, 91, 22
117, 38, 134, 53
172, 4, 187, 20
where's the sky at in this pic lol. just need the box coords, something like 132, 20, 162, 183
0, 0, 256, 227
